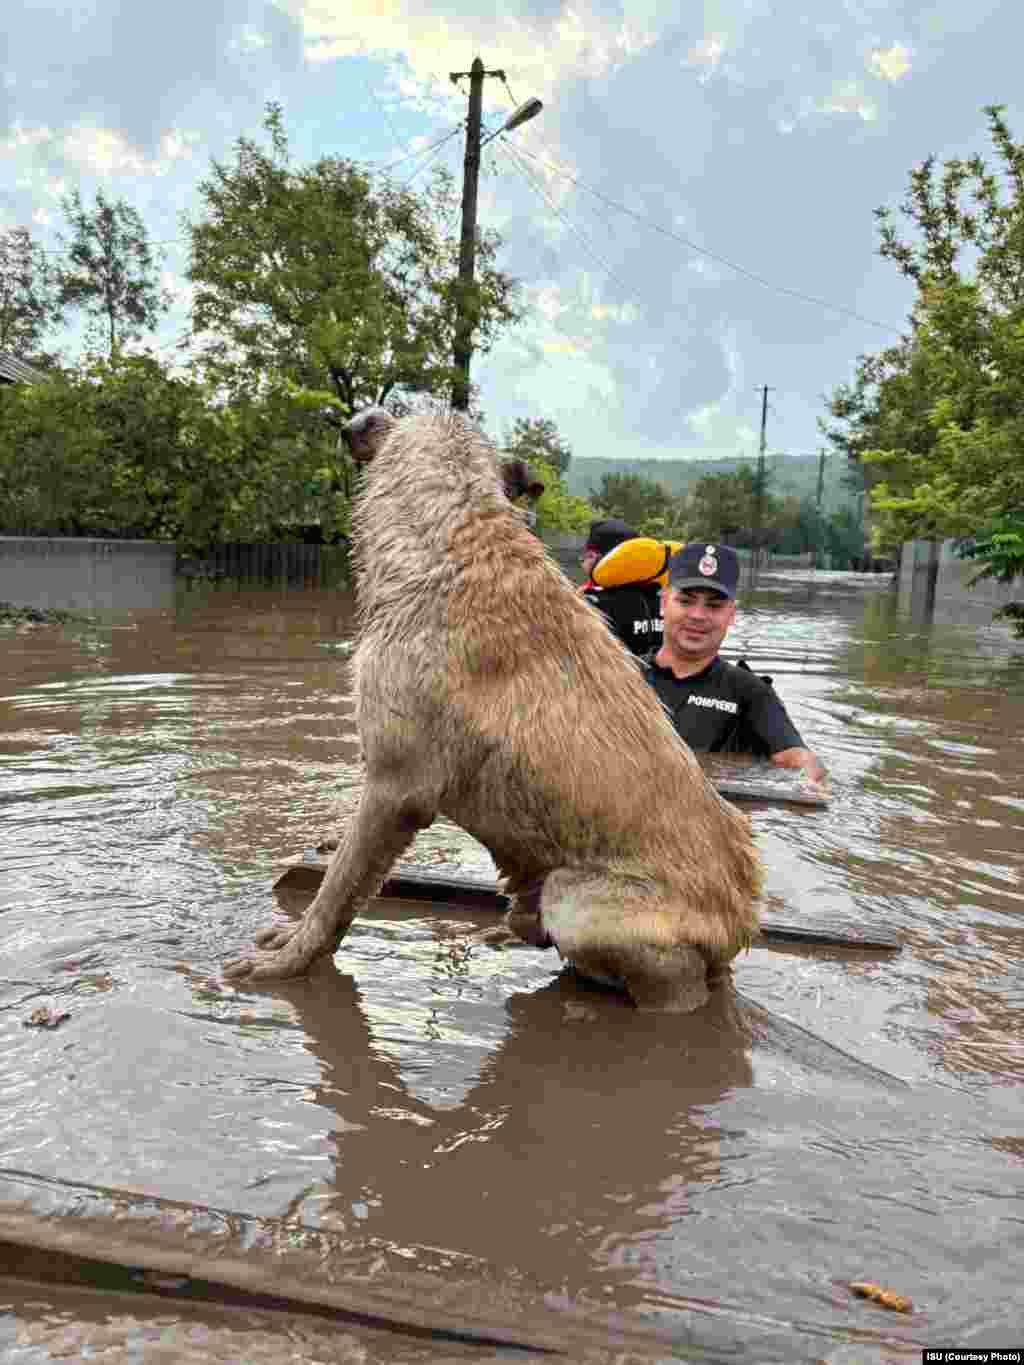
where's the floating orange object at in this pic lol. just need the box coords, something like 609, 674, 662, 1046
849, 1280, 914, 1314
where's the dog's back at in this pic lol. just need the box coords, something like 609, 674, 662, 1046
352, 409, 762, 961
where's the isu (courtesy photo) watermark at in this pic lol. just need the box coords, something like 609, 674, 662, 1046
923, 1351, 1024, 1363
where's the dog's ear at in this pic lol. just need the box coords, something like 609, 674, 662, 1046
342, 408, 395, 464
501, 459, 546, 501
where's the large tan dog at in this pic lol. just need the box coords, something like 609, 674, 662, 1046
225, 407, 763, 1010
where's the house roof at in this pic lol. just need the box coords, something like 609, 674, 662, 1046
0, 352, 48, 385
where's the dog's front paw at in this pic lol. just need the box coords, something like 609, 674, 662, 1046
253, 924, 299, 951
223, 924, 320, 983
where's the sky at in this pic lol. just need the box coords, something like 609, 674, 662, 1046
2, 0, 1022, 477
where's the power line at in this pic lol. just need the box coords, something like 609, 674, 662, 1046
377, 122, 464, 174
357, 71, 406, 158
497, 141, 629, 289
496, 137, 835, 424
399, 126, 463, 186
511, 143, 904, 334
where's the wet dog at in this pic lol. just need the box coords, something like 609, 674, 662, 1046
225, 408, 762, 1011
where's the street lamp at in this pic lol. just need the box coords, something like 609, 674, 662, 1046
449, 57, 542, 411
480, 97, 544, 148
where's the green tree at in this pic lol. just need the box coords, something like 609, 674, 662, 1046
824, 106, 1024, 580
687, 467, 759, 542
56, 190, 170, 356
503, 415, 573, 475
821, 506, 867, 569
0, 226, 63, 357
593, 471, 676, 535
524, 455, 593, 533
186, 103, 522, 428
0, 354, 344, 552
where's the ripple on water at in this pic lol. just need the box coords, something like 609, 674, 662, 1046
1, 580, 1023, 1354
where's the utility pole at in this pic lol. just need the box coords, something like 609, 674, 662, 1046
450, 57, 504, 413
752, 385, 773, 578
815, 447, 826, 569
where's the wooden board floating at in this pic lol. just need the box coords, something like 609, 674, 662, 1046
711, 777, 831, 808
273, 855, 901, 954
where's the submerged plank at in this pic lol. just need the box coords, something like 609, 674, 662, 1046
0, 1168, 684, 1360
272, 855, 901, 953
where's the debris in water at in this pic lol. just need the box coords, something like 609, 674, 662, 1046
849, 1280, 914, 1313
23, 1006, 71, 1030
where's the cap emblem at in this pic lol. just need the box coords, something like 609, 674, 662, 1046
699, 546, 718, 577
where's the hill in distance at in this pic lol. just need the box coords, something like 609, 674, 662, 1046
566, 454, 859, 516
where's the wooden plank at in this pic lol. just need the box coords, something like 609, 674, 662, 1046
272, 855, 901, 953
711, 778, 830, 808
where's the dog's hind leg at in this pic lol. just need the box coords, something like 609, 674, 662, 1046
224, 783, 438, 983
541, 869, 713, 1014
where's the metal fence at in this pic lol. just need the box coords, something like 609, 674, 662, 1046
176, 542, 352, 589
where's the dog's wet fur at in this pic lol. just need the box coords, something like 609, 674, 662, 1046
224, 407, 763, 1011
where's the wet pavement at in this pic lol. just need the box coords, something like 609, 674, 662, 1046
1, 571, 1023, 1361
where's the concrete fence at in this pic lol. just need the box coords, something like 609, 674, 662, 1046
0, 537, 177, 611
897, 538, 1022, 626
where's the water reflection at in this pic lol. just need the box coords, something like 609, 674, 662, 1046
263, 948, 754, 1296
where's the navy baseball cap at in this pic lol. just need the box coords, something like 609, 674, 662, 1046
667, 543, 740, 600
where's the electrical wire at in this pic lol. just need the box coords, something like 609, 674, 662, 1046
377, 123, 464, 174
496, 140, 630, 290
496, 72, 900, 338
511, 143, 904, 335
399, 126, 463, 186
358, 70, 406, 158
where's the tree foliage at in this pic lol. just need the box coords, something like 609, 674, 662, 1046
823, 106, 1024, 582
0, 355, 346, 553
503, 415, 573, 475
526, 456, 593, 533
592, 471, 678, 535
686, 467, 760, 542
185, 103, 522, 423
56, 190, 170, 355
0, 226, 63, 357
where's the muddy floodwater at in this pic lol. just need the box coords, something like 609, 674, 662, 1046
2, 571, 1023, 1362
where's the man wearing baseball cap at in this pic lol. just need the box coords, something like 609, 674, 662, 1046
640, 542, 827, 786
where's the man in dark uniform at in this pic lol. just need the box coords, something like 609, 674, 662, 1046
580, 518, 663, 657
641, 542, 827, 786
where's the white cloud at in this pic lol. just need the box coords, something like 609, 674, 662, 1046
685, 33, 726, 79
542, 335, 591, 355
32, 206, 53, 226
272, 0, 659, 110
232, 25, 271, 52
158, 129, 200, 163
0, 121, 54, 156
589, 300, 639, 324
528, 282, 568, 325
685, 330, 756, 454
63, 123, 152, 176
817, 81, 878, 122
59, 123, 201, 178
867, 43, 912, 82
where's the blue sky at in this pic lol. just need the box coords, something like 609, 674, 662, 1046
3, 0, 1022, 471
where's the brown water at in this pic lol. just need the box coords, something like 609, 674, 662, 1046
2, 572, 1023, 1362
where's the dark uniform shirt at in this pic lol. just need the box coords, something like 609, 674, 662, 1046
582, 583, 663, 657
640, 652, 805, 757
